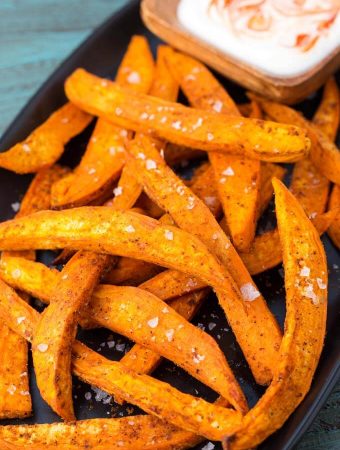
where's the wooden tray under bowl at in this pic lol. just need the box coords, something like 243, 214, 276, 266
141, 0, 340, 104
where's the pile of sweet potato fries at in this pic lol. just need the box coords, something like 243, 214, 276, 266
0, 36, 338, 449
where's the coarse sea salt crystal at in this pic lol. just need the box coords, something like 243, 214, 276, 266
17, 317, 25, 324
11, 202, 20, 213
113, 186, 123, 197
61, 117, 69, 123
125, 225, 135, 233
316, 278, 327, 289
240, 283, 260, 301
88, 168, 96, 175
22, 143, 31, 153
137, 152, 146, 160
222, 166, 234, 176
207, 133, 214, 141
116, 343, 126, 352
300, 266, 310, 277
127, 71, 141, 84
193, 353, 205, 363
202, 443, 215, 450
147, 317, 159, 328
85, 392, 92, 400
107, 340, 115, 348
164, 230, 174, 241
115, 107, 123, 116
12, 268, 21, 279
192, 117, 203, 130
204, 196, 216, 206
146, 159, 157, 170
187, 196, 195, 210
165, 329, 175, 342
176, 185, 185, 195
172, 120, 182, 130
208, 322, 216, 331
37, 343, 49, 353
213, 100, 223, 112
7, 385, 16, 395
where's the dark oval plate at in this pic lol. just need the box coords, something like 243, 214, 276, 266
0, 1, 339, 449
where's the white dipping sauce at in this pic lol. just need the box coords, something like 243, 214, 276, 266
178, 0, 340, 78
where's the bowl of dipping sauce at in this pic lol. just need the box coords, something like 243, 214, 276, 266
142, 0, 340, 103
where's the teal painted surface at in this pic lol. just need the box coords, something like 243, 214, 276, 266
0, 1, 338, 448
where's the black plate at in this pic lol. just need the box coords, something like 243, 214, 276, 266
0, 1, 339, 449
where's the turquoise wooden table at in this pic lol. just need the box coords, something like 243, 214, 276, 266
0, 1, 338, 448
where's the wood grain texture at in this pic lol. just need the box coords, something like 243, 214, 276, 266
0, 1, 338, 449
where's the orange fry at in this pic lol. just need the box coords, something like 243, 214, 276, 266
313, 77, 340, 141
111, 45, 178, 211
0, 103, 92, 174
0, 279, 242, 441
165, 49, 260, 251
65, 68, 310, 162
230, 178, 327, 448
258, 163, 286, 217
253, 95, 340, 184
127, 135, 281, 385
32, 251, 106, 420
328, 184, 340, 249
0, 416, 199, 450
51, 35, 154, 209
240, 210, 337, 275
0, 165, 68, 419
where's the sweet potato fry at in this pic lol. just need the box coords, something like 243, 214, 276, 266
114, 288, 209, 403
0, 165, 68, 419
289, 79, 339, 217
165, 49, 260, 251
104, 256, 163, 286
0, 416, 199, 450
65, 68, 310, 162
0, 258, 246, 411
0, 207, 232, 291
312, 77, 340, 141
328, 184, 340, 249
0, 280, 242, 440
32, 251, 107, 421
252, 95, 340, 184
51, 35, 154, 209
240, 210, 337, 275
258, 163, 286, 217
0, 103, 92, 174
127, 135, 281, 385
164, 144, 205, 165
104, 162, 221, 286
230, 178, 328, 449
111, 45, 178, 211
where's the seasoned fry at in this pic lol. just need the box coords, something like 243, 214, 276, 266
0, 207, 232, 291
51, 36, 154, 209
111, 45, 178, 211
258, 163, 286, 216
240, 210, 337, 275
0, 259, 245, 411
328, 184, 340, 249
32, 251, 106, 421
230, 178, 328, 449
290, 158, 330, 217
115, 288, 209, 403
313, 77, 340, 141
127, 135, 281, 385
166, 49, 260, 251
252, 95, 340, 184
65, 69, 311, 162
0, 103, 92, 174
0, 416, 199, 450
164, 144, 205, 165
0, 279, 242, 440
0, 165, 68, 419
103, 256, 163, 286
